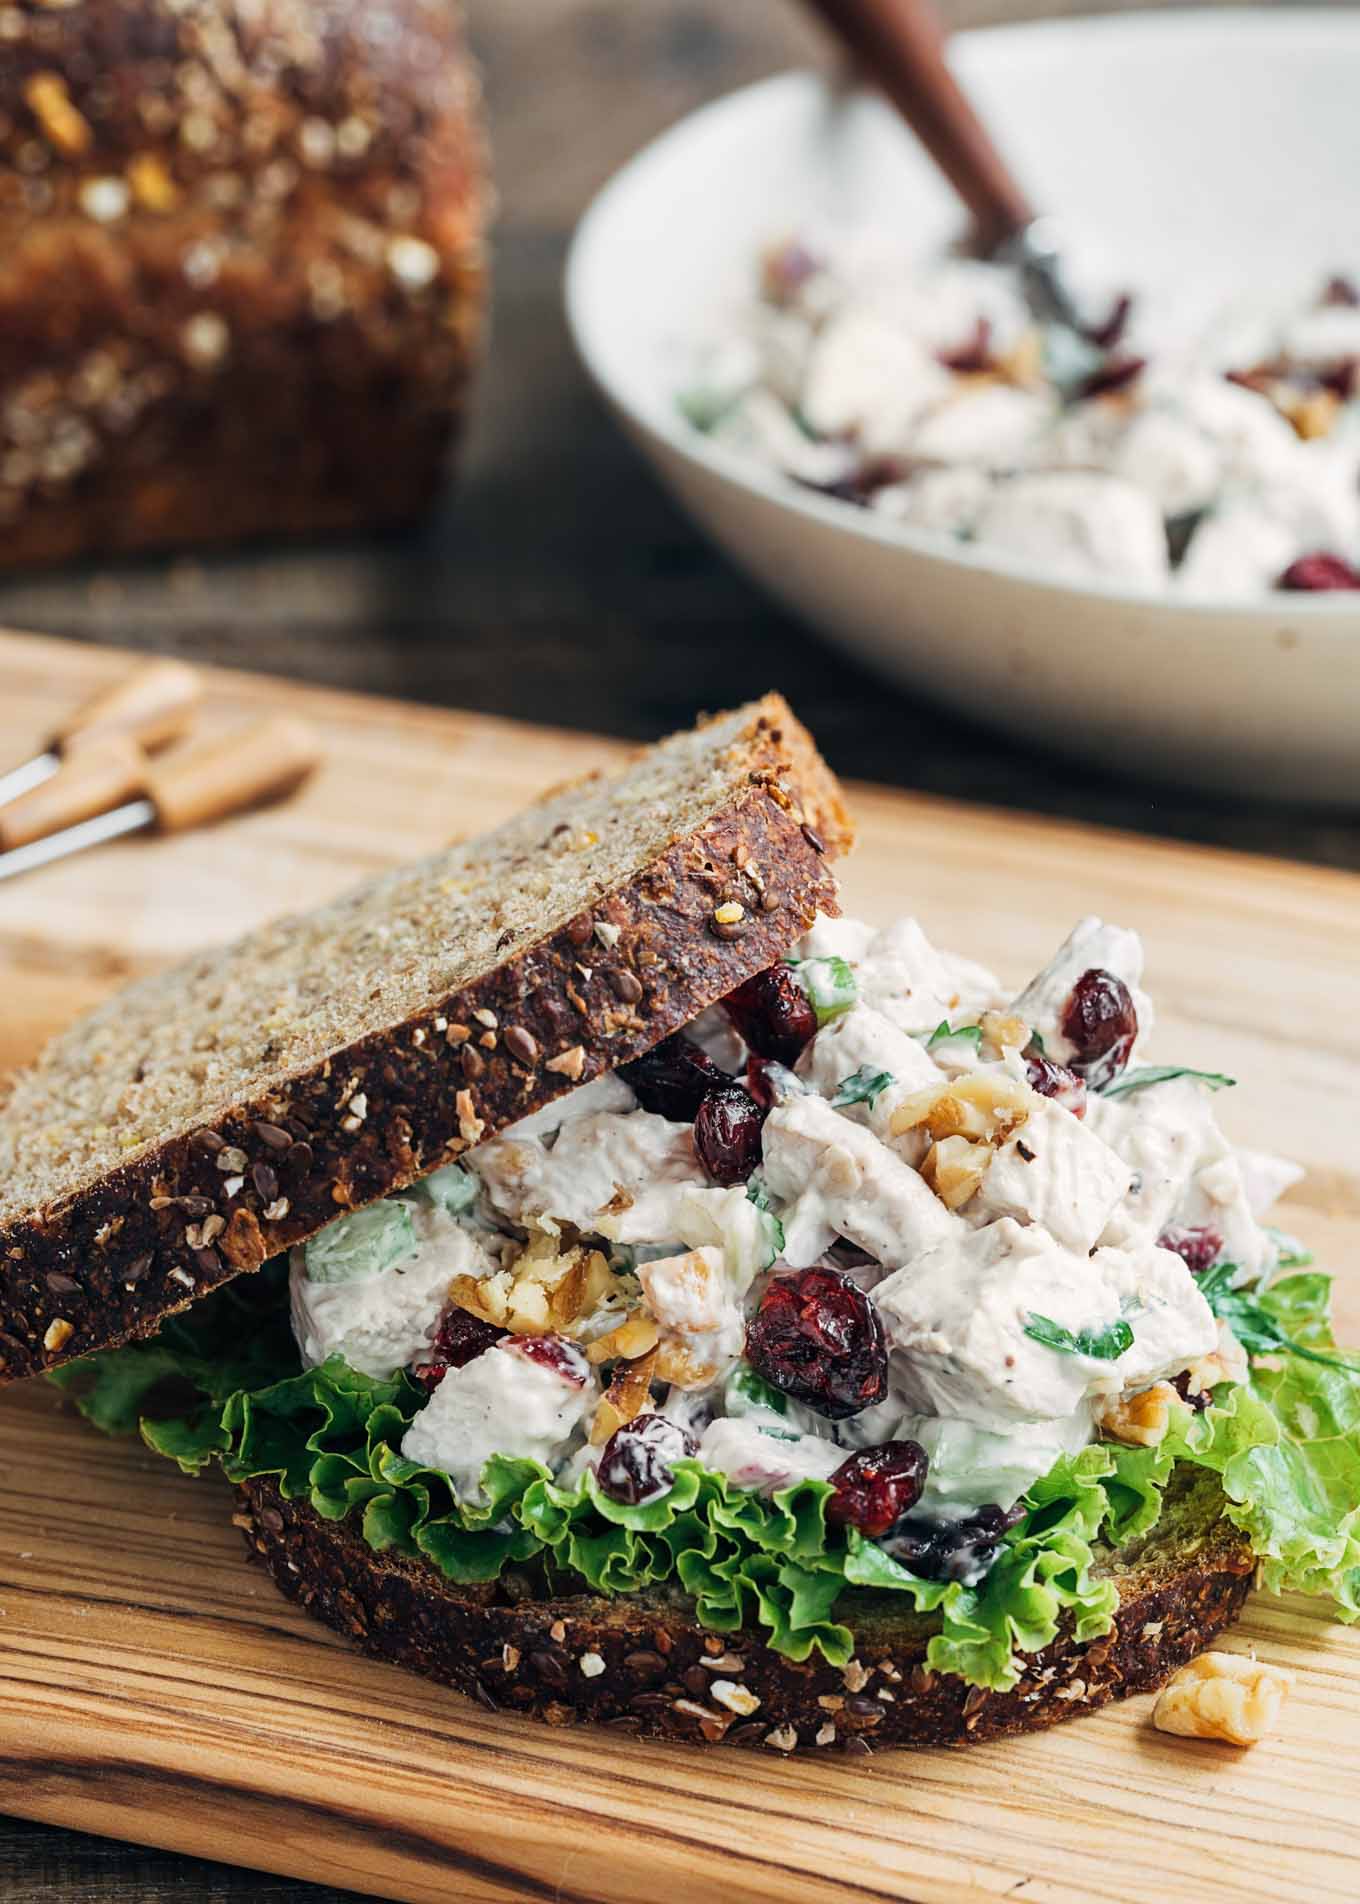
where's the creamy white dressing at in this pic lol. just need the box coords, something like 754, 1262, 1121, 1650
289, 1198, 499, 1380
287, 912, 1291, 1562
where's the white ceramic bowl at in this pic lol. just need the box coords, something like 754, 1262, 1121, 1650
565, 10, 1360, 803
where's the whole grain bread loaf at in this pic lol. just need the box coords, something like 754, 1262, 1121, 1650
0, 0, 486, 564
0, 694, 850, 1381
235, 1465, 1254, 1752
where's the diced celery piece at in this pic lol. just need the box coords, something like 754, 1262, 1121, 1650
305, 1199, 416, 1285
417, 1164, 478, 1217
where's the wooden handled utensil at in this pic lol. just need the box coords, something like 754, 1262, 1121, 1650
0, 656, 203, 809
0, 715, 322, 884
798, 0, 1085, 324
801, 0, 1032, 250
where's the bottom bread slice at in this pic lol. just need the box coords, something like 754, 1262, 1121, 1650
235, 1466, 1254, 1752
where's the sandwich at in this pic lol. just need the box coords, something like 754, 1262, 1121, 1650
3, 697, 1355, 1754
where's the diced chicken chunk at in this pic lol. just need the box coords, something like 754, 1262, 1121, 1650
1087, 1079, 1275, 1280
800, 309, 953, 454
796, 1001, 941, 1140
467, 1109, 707, 1242
849, 917, 1004, 1035
1092, 1241, 1217, 1390
965, 1096, 1133, 1252
400, 1338, 598, 1499
875, 1216, 1211, 1427
761, 1092, 958, 1268
495, 1069, 635, 1144
697, 1416, 845, 1494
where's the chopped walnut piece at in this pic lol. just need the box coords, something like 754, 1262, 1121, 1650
590, 1344, 660, 1446
1096, 1380, 1176, 1448
450, 1238, 612, 1337
1153, 1652, 1293, 1746
979, 1011, 1030, 1056
921, 1133, 991, 1210
586, 1311, 660, 1365
636, 1248, 726, 1335
653, 1338, 723, 1389
996, 326, 1044, 388
891, 1070, 1035, 1144
1281, 386, 1341, 441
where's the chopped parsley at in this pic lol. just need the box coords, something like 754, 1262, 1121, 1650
1100, 1065, 1235, 1099
1197, 1261, 1359, 1373
1022, 1313, 1134, 1361
923, 1020, 984, 1051
794, 955, 858, 1026
831, 1066, 895, 1109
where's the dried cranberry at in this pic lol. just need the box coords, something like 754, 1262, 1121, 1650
508, 1334, 590, 1386
798, 453, 910, 507
938, 316, 994, 373
1060, 967, 1138, 1086
620, 1033, 722, 1121
762, 238, 821, 306
1172, 1369, 1212, 1413
885, 1502, 1025, 1584
1023, 1049, 1088, 1118
745, 1268, 888, 1422
694, 1082, 767, 1186
1157, 1223, 1224, 1274
1278, 551, 1360, 591
1081, 290, 1134, 352
1224, 364, 1276, 397
411, 1305, 508, 1387
1322, 275, 1360, 308
722, 965, 817, 1064
825, 1441, 928, 1538
745, 1054, 778, 1108
1076, 354, 1146, 401
597, 1413, 698, 1505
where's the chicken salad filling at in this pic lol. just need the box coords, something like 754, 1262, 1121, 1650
58, 915, 1360, 1689
679, 237, 1360, 596
285, 914, 1282, 1560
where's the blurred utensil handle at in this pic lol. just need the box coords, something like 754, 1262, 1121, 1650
54, 656, 203, 755
144, 715, 322, 833
800, 0, 1033, 250
0, 734, 146, 851
0, 715, 322, 885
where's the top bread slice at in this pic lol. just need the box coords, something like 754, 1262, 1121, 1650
0, 696, 849, 1383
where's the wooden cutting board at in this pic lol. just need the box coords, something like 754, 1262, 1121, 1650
1, 629, 1357, 1904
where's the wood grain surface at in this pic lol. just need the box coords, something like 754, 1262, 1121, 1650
1, 3, 1356, 1894
0, 629, 1357, 1904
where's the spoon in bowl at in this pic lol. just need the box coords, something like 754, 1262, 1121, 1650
798, 0, 1090, 331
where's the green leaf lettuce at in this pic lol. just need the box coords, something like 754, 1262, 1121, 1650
49, 1259, 1360, 1690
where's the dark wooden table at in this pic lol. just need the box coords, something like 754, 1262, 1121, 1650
4, 2, 1357, 1899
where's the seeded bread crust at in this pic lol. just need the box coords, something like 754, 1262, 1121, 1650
0, 0, 486, 564
235, 1468, 1255, 1752
0, 698, 849, 1383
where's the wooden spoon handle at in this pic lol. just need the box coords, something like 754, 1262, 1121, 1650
145, 716, 321, 833
802, 0, 1033, 250
54, 657, 202, 755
